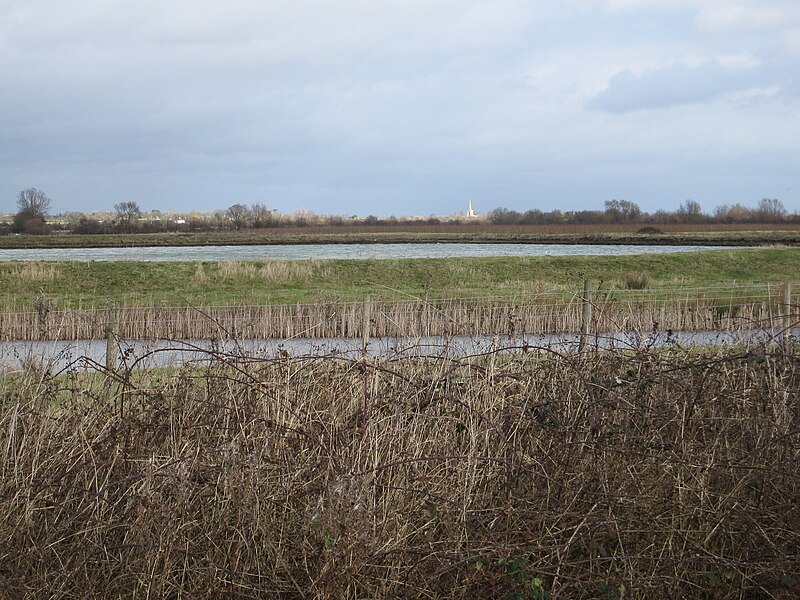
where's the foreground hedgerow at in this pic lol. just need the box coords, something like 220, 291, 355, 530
1, 344, 798, 598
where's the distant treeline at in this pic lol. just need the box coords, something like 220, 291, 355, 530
487, 198, 796, 226
3, 196, 797, 235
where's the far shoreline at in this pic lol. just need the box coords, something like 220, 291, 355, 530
1, 227, 799, 250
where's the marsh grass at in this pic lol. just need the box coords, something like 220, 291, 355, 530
217, 259, 327, 282
2, 222, 800, 252
194, 262, 210, 283
624, 270, 651, 289
7, 262, 57, 282
0, 342, 798, 598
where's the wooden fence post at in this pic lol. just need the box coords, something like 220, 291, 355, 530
35, 291, 49, 339
579, 280, 592, 353
362, 296, 371, 356
106, 301, 119, 374
784, 282, 792, 347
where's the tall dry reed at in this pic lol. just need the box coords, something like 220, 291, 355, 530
2, 287, 796, 341
4, 262, 58, 282
218, 259, 327, 282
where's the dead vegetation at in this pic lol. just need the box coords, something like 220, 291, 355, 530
5, 262, 58, 282
217, 259, 327, 282
0, 341, 798, 598
1, 284, 795, 342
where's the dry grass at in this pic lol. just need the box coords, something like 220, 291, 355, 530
195, 262, 210, 283
7, 262, 58, 282
218, 259, 327, 282
0, 342, 798, 598
624, 271, 651, 290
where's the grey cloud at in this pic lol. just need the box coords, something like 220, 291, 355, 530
586, 61, 766, 113
1, 1, 799, 216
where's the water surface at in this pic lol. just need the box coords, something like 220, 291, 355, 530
3, 329, 794, 371
0, 243, 731, 262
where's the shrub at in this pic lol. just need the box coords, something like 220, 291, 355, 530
1, 346, 798, 597
636, 226, 663, 234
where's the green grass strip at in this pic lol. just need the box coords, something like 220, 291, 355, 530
0, 247, 797, 308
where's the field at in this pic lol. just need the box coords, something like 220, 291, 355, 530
2, 223, 800, 249
1, 342, 798, 598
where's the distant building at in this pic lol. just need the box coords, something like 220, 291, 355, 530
466, 201, 478, 218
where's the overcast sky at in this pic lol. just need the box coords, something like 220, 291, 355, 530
1, 0, 798, 217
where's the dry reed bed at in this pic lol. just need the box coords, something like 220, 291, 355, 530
1, 344, 798, 598
2, 289, 796, 341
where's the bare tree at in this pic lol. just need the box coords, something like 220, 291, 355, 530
227, 203, 252, 229
251, 202, 273, 228
13, 188, 52, 233
757, 198, 786, 222
604, 199, 641, 222
676, 199, 703, 223
16, 188, 51, 217
114, 201, 142, 231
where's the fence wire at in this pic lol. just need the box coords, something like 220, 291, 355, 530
1, 282, 797, 342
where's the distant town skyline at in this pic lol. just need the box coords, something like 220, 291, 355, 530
2, 1, 799, 217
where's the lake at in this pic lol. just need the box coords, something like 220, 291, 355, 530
0, 243, 729, 261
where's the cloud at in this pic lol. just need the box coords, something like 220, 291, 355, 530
586, 60, 769, 113
696, 3, 800, 32
0, 1, 799, 215
784, 27, 800, 58
601, 0, 689, 10
600, 0, 800, 31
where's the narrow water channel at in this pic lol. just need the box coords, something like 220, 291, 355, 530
2, 328, 795, 371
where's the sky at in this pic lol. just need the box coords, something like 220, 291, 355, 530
1, 0, 799, 217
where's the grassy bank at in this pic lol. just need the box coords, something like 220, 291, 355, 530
1, 345, 798, 597
2, 224, 800, 249
1, 248, 798, 308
